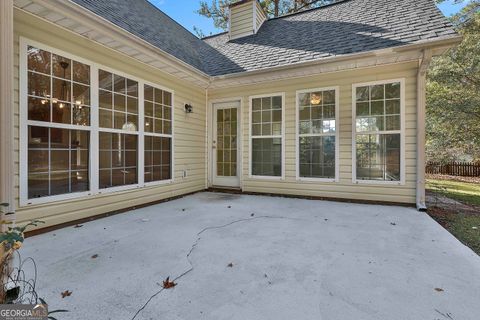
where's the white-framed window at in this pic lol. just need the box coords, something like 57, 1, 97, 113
19, 38, 174, 206
143, 84, 173, 184
352, 79, 405, 184
249, 93, 285, 179
296, 87, 339, 182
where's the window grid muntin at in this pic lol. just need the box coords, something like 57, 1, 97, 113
354, 81, 402, 182
99, 132, 138, 189
216, 108, 238, 177
251, 95, 283, 177
98, 70, 139, 131
27, 126, 90, 199
144, 85, 172, 135
298, 89, 337, 179
27, 46, 91, 127
143, 84, 174, 183
22, 41, 177, 204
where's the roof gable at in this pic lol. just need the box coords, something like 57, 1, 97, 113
70, 0, 457, 77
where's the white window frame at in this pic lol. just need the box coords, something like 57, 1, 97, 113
248, 92, 285, 180
141, 80, 175, 188
19, 38, 174, 206
295, 86, 340, 183
351, 78, 406, 185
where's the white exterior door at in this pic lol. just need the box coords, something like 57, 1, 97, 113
213, 101, 240, 187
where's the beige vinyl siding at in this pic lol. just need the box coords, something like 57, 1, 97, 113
208, 62, 419, 204
13, 10, 207, 228
230, 2, 254, 39
255, 2, 266, 31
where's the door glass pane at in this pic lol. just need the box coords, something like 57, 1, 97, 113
217, 107, 237, 177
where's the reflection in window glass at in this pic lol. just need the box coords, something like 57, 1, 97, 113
143, 84, 173, 183
98, 70, 138, 131
144, 136, 171, 182
99, 133, 138, 188
298, 89, 336, 179
27, 46, 90, 126
216, 108, 237, 177
355, 82, 401, 181
251, 95, 282, 177
28, 126, 89, 199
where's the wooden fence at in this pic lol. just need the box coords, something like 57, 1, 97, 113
426, 161, 480, 177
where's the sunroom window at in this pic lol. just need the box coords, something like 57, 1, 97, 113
354, 81, 402, 182
251, 95, 283, 177
298, 88, 337, 179
144, 85, 173, 182
98, 70, 139, 189
26, 46, 91, 199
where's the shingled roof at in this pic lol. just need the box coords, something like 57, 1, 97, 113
71, 0, 457, 77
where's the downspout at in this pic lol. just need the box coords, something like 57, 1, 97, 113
0, 0, 15, 223
416, 49, 432, 211
205, 82, 211, 190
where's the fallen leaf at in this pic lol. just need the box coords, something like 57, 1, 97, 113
61, 290, 72, 298
434, 288, 444, 292
91, 254, 99, 259
227, 263, 234, 268
74, 224, 83, 228
163, 277, 177, 289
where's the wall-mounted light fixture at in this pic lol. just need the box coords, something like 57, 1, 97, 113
184, 103, 193, 113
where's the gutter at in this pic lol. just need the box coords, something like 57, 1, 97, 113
416, 49, 433, 211
211, 36, 462, 81
36, 0, 211, 85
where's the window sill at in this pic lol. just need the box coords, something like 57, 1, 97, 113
354, 180, 405, 186
297, 177, 337, 183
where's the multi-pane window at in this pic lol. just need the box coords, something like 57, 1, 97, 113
99, 133, 138, 188
354, 81, 402, 182
144, 85, 173, 183
26, 46, 91, 200
98, 71, 140, 189
99, 70, 138, 130
144, 85, 172, 135
251, 95, 283, 177
23, 42, 176, 204
28, 127, 89, 199
298, 89, 337, 179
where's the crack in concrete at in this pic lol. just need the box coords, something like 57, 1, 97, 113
130, 215, 302, 320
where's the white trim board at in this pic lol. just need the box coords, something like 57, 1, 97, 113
248, 92, 286, 180
351, 78, 406, 186
295, 86, 340, 183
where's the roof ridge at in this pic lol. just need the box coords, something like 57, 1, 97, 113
202, 31, 229, 40
201, 0, 356, 41
268, 0, 355, 21
144, 0, 202, 41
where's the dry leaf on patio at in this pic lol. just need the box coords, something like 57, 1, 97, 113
163, 277, 177, 289
61, 290, 72, 298
434, 288, 444, 292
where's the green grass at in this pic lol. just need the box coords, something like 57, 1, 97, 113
430, 208, 480, 255
427, 179, 480, 206
449, 215, 480, 255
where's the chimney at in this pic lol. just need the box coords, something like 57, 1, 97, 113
228, 0, 266, 40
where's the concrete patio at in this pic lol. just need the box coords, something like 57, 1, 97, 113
23, 192, 480, 320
